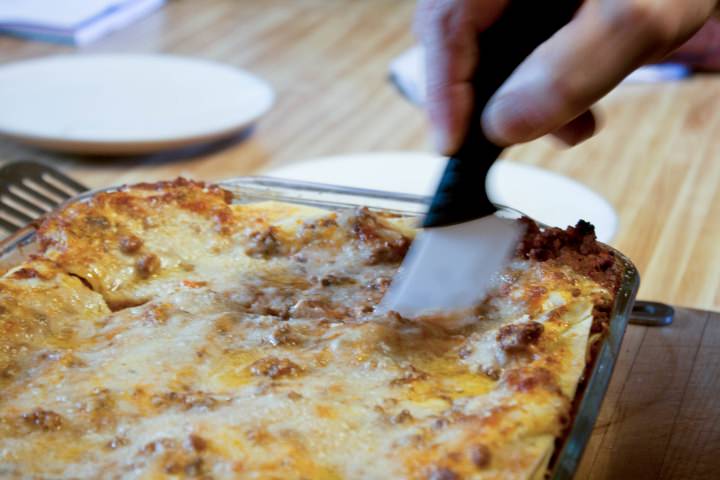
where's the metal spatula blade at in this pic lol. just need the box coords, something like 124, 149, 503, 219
380, 0, 582, 318
381, 215, 524, 317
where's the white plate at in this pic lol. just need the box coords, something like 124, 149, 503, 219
0, 54, 274, 154
263, 152, 618, 242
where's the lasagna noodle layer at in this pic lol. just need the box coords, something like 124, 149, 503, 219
0, 180, 616, 479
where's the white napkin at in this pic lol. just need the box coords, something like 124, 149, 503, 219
0, 0, 165, 45
390, 45, 691, 106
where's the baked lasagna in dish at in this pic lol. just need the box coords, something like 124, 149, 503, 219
0, 180, 622, 479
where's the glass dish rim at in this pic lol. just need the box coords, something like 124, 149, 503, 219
0, 175, 640, 478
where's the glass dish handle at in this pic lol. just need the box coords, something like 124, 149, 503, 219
630, 301, 674, 326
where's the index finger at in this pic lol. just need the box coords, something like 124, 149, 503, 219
418, 0, 509, 154
481, 0, 717, 145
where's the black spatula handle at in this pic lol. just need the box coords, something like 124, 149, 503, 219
423, 0, 582, 228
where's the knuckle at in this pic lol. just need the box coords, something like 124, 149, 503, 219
485, 92, 547, 143
547, 74, 583, 110
609, 1, 676, 46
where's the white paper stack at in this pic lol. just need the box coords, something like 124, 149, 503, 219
0, 0, 165, 45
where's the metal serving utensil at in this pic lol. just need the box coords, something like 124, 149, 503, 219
0, 160, 87, 233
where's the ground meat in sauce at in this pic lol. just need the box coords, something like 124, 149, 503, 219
390, 409, 414, 424
142, 437, 178, 454
501, 367, 560, 394
165, 456, 203, 476
469, 444, 491, 468
9, 268, 44, 280
186, 434, 208, 452
289, 297, 348, 320
496, 321, 544, 353
265, 323, 300, 347
149, 391, 226, 411
518, 218, 624, 343
366, 276, 391, 292
228, 286, 295, 319
142, 437, 205, 476
426, 466, 459, 480
591, 301, 613, 334
87, 388, 116, 430
249, 357, 301, 379
390, 365, 429, 386
245, 227, 283, 258
518, 219, 621, 292
85, 215, 110, 229
21, 409, 63, 431
118, 234, 143, 254
348, 208, 410, 265
135, 253, 160, 278
0, 362, 19, 380
106, 436, 130, 450
318, 273, 356, 287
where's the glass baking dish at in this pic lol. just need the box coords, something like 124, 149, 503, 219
0, 176, 640, 479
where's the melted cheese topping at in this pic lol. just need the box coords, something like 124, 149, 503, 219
0, 180, 611, 479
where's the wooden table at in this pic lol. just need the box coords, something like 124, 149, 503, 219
0, 1, 718, 477
578, 307, 720, 479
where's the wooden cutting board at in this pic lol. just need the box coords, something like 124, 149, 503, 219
578, 307, 720, 479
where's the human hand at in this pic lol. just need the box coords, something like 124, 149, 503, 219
416, 0, 720, 152
668, 18, 720, 71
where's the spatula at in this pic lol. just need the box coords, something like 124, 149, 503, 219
0, 160, 88, 234
381, 0, 582, 318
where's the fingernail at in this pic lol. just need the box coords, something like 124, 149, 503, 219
482, 94, 539, 146
481, 96, 518, 146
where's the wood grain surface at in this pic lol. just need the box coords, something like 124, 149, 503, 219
577, 308, 720, 479
0, 0, 718, 311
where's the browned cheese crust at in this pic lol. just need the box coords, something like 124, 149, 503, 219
0, 179, 622, 480
518, 218, 623, 335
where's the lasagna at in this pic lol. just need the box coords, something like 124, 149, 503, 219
0, 179, 622, 479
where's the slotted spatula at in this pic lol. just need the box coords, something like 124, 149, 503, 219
0, 160, 88, 233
